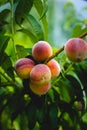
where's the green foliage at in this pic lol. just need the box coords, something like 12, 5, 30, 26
15, 0, 33, 25
24, 14, 44, 40
0, 0, 87, 130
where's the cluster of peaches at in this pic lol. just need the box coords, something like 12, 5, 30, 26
14, 41, 61, 95
14, 38, 87, 96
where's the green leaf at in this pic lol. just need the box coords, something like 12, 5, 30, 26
72, 25, 82, 37
56, 79, 74, 103
82, 113, 87, 123
0, 9, 10, 28
72, 24, 87, 37
37, 107, 45, 124
66, 71, 86, 111
66, 71, 83, 89
26, 101, 37, 130
24, 14, 44, 41
18, 112, 29, 130
48, 89, 55, 102
0, 0, 8, 6
0, 34, 9, 54
0, 53, 14, 79
18, 28, 38, 43
79, 60, 87, 71
8, 90, 26, 121
0, 88, 6, 95
39, 4, 48, 20
16, 45, 32, 58
34, 0, 43, 16
49, 104, 58, 130
15, 0, 33, 24
0, 9, 10, 20
34, 0, 48, 40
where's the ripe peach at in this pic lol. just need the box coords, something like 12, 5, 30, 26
30, 82, 51, 95
47, 59, 61, 78
64, 38, 87, 62
30, 64, 51, 85
14, 58, 35, 79
32, 41, 52, 61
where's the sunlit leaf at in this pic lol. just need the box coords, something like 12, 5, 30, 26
16, 45, 32, 58
18, 28, 38, 43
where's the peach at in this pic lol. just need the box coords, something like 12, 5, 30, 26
47, 59, 61, 78
30, 82, 51, 95
64, 38, 87, 62
32, 41, 52, 61
30, 64, 51, 85
14, 58, 35, 79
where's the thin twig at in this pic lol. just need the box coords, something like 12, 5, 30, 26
79, 31, 87, 38
44, 46, 64, 63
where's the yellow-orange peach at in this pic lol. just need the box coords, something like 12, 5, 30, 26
30, 82, 51, 95
47, 59, 61, 78
30, 64, 51, 85
32, 41, 52, 61
64, 38, 87, 62
14, 58, 35, 79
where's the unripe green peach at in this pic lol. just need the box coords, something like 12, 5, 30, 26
32, 41, 52, 61
30, 82, 51, 96
64, 38, 87, 62
14, 58, 35, 79
47, 59, 61, 78
30, 64, 51, 85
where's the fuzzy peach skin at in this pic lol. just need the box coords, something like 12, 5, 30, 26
32, 41, 52, 61
64, 38, 87, 62
30, 64, 51, 85
14, 58, 35, 79
47, 59, 61, 78
30, 82, 51, 95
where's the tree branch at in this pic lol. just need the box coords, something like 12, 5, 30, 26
79, 31, 87, 38
44, 46, 64, 63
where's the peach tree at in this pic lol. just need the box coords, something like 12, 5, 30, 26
0, 0, 87, 130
